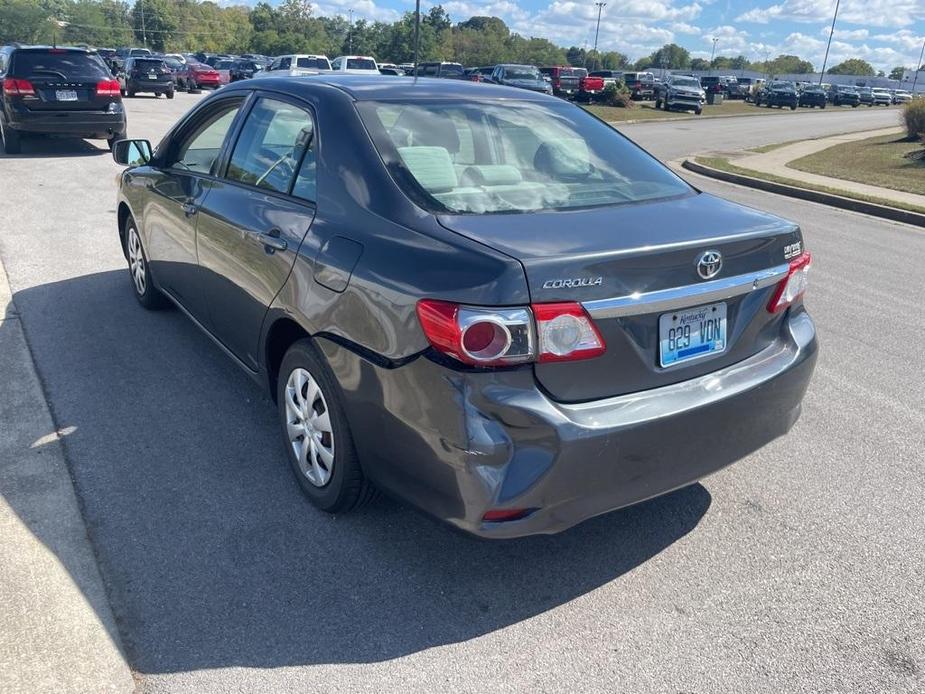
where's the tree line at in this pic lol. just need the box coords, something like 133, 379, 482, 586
0, 0, 916, 79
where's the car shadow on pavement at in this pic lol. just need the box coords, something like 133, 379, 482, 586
8, 269, 712, 675
0, 136, 109, 159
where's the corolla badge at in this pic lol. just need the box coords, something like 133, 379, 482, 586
542, 277, 603, 289
696, 250, 723, 280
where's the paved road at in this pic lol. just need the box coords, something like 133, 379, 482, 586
0, 94, 922, 693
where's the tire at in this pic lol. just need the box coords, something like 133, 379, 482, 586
654, 98, 661, 109
790, 105, 797, 110
694, 107, 702, 116
852, 104, 858, 108
821, 103, 826, 109
124, 217, 169, 310
107, 134, 122, 151
127, 90, 136, 98
276, 339, 376, 513
166, 90, 174, 99
0, 118, 21, 154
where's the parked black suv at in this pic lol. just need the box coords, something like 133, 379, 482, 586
0, 45, 126, 154
122, 57, 174, 98
414, 61, 466, 79
755, 80, 798, 109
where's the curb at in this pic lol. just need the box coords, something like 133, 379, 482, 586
681, 158, 925, 228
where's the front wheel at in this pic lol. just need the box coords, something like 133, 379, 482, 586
790, 105, 797, 110
277, 340, 377, 513
166, 90, 174, 99
654, 98, 662, 109
694, 107, 702, 115
124, 219, 169, 310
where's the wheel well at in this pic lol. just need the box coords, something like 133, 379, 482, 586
117, 203, 132, 258
265, 318, 311, 402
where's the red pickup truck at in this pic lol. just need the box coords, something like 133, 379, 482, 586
539, 66, 605, 102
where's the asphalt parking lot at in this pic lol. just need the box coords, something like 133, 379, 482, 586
0, 92, 922, 693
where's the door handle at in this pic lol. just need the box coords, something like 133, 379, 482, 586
259, 230, 288, 252
182, 202, 198, 217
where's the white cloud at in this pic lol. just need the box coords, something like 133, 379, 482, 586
736, 0, 925, 29
313, 0, 399, 22
671, 21, 702, 34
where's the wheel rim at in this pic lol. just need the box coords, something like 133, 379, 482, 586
127, 227, 146, 295
285, 367, 335, 487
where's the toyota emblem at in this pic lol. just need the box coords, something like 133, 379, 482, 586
696, 250, 723, 280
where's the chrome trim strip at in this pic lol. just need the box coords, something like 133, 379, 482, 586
582, 263, 790, 319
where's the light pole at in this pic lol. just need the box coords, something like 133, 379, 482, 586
413, 0, 420, 76
819, 0, 840, 85
709, 37, 718, 68
593, 2, 606, 54
912, 35, 925, 95
347, 8, 354, 54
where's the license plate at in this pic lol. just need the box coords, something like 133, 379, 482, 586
148, 71, 156, 77
55, 90, 78, 101
659, 302, 727, 367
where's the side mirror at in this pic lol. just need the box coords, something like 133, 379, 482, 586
112, 139, 152, 167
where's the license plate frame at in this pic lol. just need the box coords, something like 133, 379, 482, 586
55, 89, 78, 102
658, 302, 728, 368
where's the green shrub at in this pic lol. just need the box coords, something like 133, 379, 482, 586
902, 100, 925, 140
601, 81, 633, 108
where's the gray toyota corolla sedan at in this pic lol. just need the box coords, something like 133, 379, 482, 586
112, 75, 817, 538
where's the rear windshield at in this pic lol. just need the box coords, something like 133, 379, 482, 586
560, 68, 586, 77
296, 57, 331, 69
504, 66, 541, 80
215, 61, 234, 69
346, 58, 376, 70
672, 77, 700, 87
11, 51, 111, 80
130, 49, 151, 57
440, 63, 465, 75
133, 59, 166, 70
358, 99, 691, 215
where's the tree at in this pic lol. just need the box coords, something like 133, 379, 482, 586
642, 43, 691, 70
690, 57, 710, 71
827, 58, 875, 76
765, 54, 814, 74
0, 0, 54, 45
889, 66, 907, 80
132, 0, 177, 52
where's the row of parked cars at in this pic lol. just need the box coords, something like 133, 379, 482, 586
753, 81, 911, 109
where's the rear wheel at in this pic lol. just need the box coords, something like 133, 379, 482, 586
0, 118, 21, 154
127, 89, 136, 97
277, 340, 376, 513
124, 218, 169, 310
166, 89, 174, 99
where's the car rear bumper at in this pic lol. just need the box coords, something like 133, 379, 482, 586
129, 80, 173, 92
5, 108, 126, 138
318, 308, 818, 539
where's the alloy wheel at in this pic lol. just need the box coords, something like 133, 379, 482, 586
127, 227, 146, 295
285, 367, 335, 487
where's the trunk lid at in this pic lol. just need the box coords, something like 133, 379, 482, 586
437, 192, 803, 402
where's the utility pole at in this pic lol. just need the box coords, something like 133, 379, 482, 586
912, 35, 925, 95
413, 0, 420, 76
593, 2, 606, 54
819, 0, 840, 85
140, 0, 147, 48
348, 8, 354, 54
709, 37, 718, 68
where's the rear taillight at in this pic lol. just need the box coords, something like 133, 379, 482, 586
2, 78, 35, 96
533, 302, 606, 363
768, 252, 812, 313
95, 79, 121, 97
416, 300, 605, 366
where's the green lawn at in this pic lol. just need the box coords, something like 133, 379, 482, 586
694, 156, 925, 216
787, 133, 925, 197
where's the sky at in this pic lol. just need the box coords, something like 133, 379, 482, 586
301, 0, 925, 73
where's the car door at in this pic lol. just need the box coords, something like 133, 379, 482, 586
195, 94, 317, 369
140, 96, 246, 323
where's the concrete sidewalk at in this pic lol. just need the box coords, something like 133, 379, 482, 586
0, 258, 134, 693
730, 127, 925, 209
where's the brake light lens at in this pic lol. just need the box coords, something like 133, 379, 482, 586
416, 300, 605, 366
3, 78, 35, 96
96, 79, 121, 97
768, 252, 812, 313
482, 508, 534, 523
533, 302, 606, 363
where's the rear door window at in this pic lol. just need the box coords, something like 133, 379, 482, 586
226, 97, 315, 196
11, 51, 110, 80
296, 57, 330, 69
346, 58, 376, 70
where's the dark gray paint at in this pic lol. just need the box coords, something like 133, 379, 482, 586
115, 75, 817, 536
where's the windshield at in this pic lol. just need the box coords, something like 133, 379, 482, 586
11, 51, 111, 80
441, 63, 465, 75
358, 99, 691, 215
505, 66, 540, 80
346, 58, 376, 70
133, 59, 166, 70
672, 77, 700, 88
297, 57, 331, 69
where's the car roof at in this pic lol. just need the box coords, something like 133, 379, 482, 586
224, 74, 553, 102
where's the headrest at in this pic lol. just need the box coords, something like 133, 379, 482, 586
397, 146, 458, 193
